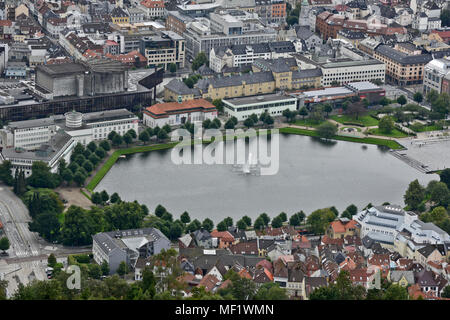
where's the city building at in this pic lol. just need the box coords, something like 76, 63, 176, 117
209, 41, 296, 73
374, 45, 432, 85
0, 130, 75, 177
0, 109, 139, 149
319, 59, 385, 87
222, 93, 297, 121
92, 228, 171, 274
143, 99, 217, 128
423, 57, 450, 94
139, 31, 185, 70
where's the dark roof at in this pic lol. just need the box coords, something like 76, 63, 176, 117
36, 63, 87, 76
292, 68, 322, 79
414, 269, 438, 287
193, 229, 211, 241
111, 6, 128, 17
253, 57, 298, 73
165, 79, 194, 95
375, 45, 432, 65
197, 71, 275, 90
296, 26, 315, 40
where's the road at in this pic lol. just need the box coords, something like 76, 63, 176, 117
0, 185, 40, 258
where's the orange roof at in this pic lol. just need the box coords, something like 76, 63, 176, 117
145, 99, 216, 118
238, 269, 252, 279
198, 274, 219, 292
0, 20, 12, 27
210, 230, 235, 242
263, 268, 274, 281
427, 261, 443, 269
330, 220, 357, 233
140, 0, 164, 8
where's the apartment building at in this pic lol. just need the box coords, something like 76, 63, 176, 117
374, 45, 432, 85
319, 59, 385, 86
139, 31, 185, 70
423, 57, 450, 94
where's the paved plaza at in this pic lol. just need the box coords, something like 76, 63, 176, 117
395, 135, 450, 172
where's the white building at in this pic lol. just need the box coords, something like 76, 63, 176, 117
355, 205, 450, 252
1, 109, 139, 149
222, 93, 297, 121
209, 41, 296, 73
0, 130, 75, 177
143, 99, 218, 128
423, 57, 450, 94
319, 59, 385, 86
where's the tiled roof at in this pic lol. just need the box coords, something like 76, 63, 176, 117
144, 99, 216, 118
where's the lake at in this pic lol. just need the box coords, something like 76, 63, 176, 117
95, 133, 436, 223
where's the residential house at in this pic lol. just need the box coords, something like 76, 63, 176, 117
193, 229, 213, 249
302, 277, 328, 300
210, 230, 236, 249
198, 274, 220, 292
326, 218, 358, 239
414, 269, 439, 296
286, 268, 305, 298
388, 270, 415, 287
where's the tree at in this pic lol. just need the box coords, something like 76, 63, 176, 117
117, 261, 128, 277
100, 190, 109, 203
180, 211, 191, 224
258, 213, 270, 226
230, 277, 257, 300
242, 215, 251, 227
0, 160, 13, 185
82, 160, 94, 173
107, 131, 118, 141
271, 216, 283, 228
378, 116, 395, 133
212, 99, 224, 114
0, 237, 10, 253
404, 179, 426, 210
186, 219, 202, 233
192, 52, 207, 71
168, 223, 183, 240
73, 171, 86, 186
307, 208, 336, 234
286, 15, 298, 26
123, 133, 133, 146
110, 192, 121, 204
243, 117, 254, 128
224, 119, 235, 129
236, 219, 247, 230
263, 114, 274, 126
202, 218, 214, 232
155, 204, 167, 218
91, 192, 102, 205
346, 101, 366, 119
254, 282, 288, 300
299, 107, 308, 120
289, 213, 300, 226
87, 141, 97, 153
216, 221, 227, 232
428, 181, 449, 206
396, 95, 407, 105
27, 161, 60, 189
139, 130, 150, 144
127, 129, 137, 139
383, 284, 409, 300
112, 134, 123, 147
341, 210, 352, 219
101, 260, 110, 276
169, 63, 177, 73
317, 122, 338, 140
426, 89, 439, 104
100, 140, 111, 151
440, 168, 450, 189
345, 204, 358, 216
442, 285, 450, 298
89, 154, 100, 166
157, 129, 168, 141
29, 211, 61, 242
413, 92, 423, 103
47, 253, 57, 268
254, 217, 265, 230
323, 104, 333, 117
95, 147, 106, 159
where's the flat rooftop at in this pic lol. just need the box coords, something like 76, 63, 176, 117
321, 59, 384, 68
345, 81, 382, 91
223, 93, 296, 106
300, 87, 354, 98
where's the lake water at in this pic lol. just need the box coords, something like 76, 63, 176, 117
95, 134, 436, 223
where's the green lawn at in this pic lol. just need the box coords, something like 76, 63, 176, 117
330, 114, 379, 127
368, 128, 409, 138
293, 118, 326, 128
410, 124, 444, 132
280, 127, 403, 149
